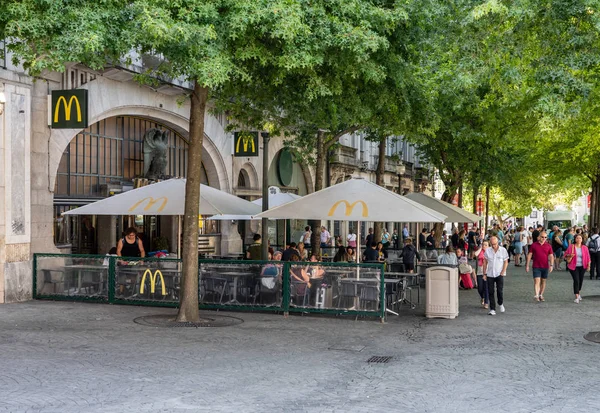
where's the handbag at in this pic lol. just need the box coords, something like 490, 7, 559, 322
564, 246, 574, 264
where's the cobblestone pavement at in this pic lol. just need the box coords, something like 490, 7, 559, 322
2, 265, 600, 413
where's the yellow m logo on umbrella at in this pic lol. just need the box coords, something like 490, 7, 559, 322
140, 269, 166, 295
328, 200, 369, 217
128, 197, 168, 213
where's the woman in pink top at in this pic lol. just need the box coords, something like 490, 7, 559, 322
564, 234, 591, 303
473, 240, 490, 308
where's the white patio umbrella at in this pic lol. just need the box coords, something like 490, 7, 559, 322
404, 192, 482, 223
62, 178, 261, 216
62, 179, 261, 257
254, 178, 446, 262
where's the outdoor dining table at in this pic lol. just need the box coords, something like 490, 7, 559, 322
216, 271, 257, 304
384, 272, 420, 310
63, 264, 108, 295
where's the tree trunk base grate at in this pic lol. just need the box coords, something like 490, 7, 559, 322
134, 314, 244, 328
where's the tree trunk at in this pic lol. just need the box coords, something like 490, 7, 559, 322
176, 81, 208, 323
458, 182, 463, 208
591, 174, 600, 228
373, 137, 386, 244
485, 186, 490, 235
311, 130, 326, 256
472, 184, 479, 215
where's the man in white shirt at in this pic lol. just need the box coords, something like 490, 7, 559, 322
320, 226, 331, 248
483, 236, 509, 316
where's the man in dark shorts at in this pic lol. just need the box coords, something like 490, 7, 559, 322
525, 231, 554, 302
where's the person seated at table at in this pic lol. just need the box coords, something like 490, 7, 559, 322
376, 242, 388, 263
333, 245, 348, 262
346, 247, 356, 262
306, 255, 326, 279
297, 242, 308, 261
437, 246, 457, 265
282, 242, 301, 261
117, 227, 146, 258
261, 251, 282, 289
363, 242, 379, 262
289, 254, 311, 287
401, 238, 417, 273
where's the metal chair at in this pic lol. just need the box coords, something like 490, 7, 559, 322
290, 281, 310, 307
201, 276, 229, 304
337, 280, 360, 309
359, 285, 380, 310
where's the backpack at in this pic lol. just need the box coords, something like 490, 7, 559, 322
589, 236, 599, 253
562, 236, 569, 250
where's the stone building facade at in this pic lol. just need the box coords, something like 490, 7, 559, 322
0, 50, 430, 304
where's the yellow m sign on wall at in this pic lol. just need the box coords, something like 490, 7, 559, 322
234, 132, 259, 157
51, 90, 88, 129
328, 200, 369, 217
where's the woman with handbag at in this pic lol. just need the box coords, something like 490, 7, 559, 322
564, 234, 591, 303
473, 241, 490, 308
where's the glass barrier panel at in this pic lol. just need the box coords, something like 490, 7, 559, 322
199, 261, 282, 308
287, 262, 382, 312
114, 256, 181, 302
35, 255, 108, 299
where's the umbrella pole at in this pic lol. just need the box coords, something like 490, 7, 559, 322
177, 215, 182, 259
357, 222, 361, 264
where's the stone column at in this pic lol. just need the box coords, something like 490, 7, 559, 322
97, 216, 117, 254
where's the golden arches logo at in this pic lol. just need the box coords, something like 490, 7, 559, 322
140, 269, 166, 295
128, 197, 168, 213
53, 95, 82, 123
328, 200, 369, 217
235, 134, 256, 153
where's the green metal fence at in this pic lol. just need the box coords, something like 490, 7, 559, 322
33, 254, 386, 319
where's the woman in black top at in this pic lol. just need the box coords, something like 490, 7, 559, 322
117, 227, 146, 258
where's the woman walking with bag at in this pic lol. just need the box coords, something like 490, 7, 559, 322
473, 241, 490, 308
564, 233, 591, 303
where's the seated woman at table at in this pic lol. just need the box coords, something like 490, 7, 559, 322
117, 227, 146, 258
346, 247, 356, 262
376, 242, 388, 262
297, 242, 308, 261
306, 255, 326, 279
333, 245, 348, 262
289, 254, 311, 287
261, 251, 282, 289
437, 246, 457, 265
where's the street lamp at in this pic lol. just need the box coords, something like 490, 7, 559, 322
261, 131, 270, 260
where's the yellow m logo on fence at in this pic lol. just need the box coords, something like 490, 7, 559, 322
128, 197, 168, 213
235, 134, 256, 153
53, 95, 82, 123
328, 200, 369, 217
140, 269, 166, 295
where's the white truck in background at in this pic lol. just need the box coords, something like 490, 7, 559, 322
544, 211, 576, 231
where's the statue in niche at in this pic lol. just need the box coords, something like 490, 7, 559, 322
143, 129, 169, 179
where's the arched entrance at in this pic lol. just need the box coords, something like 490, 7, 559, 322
53, 115, 221, 254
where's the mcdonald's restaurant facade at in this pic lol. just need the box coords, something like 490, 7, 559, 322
0, 60, 314, 304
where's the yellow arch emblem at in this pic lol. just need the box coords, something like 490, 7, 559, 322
328, 200, 369, 217
53, 95, 82, 123
140, 269, 166, 295
129, 197, 168, 213
236, 134, 256, 153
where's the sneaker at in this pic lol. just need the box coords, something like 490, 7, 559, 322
539, 295, 545, 302
488, 310, 496, 315
574, 297, 580, 304
579, 295, 583, 301
499, 304, 505, 313
534, 295, 539, 301
483, 304, 489, 309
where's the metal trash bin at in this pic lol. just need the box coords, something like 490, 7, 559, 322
425, 266, 459, 319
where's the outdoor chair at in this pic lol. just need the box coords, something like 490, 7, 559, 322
359, 285, 380, 310
290, 280, 310, 307
337, 280, 360, 309
254, 277, 281, 306
201, 276, 229, 304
